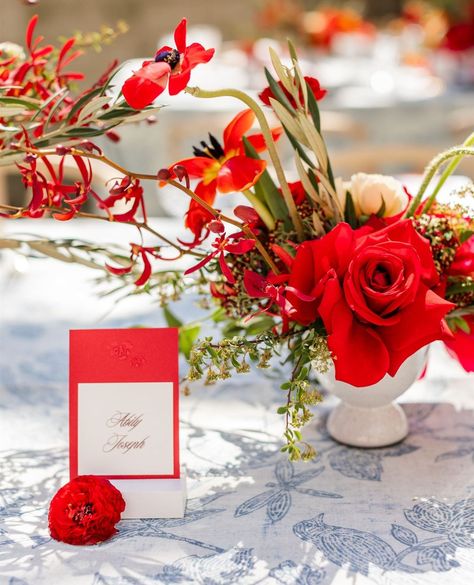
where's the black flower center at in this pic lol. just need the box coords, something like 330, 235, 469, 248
192, 134, 225, 159
155, 49, 181, 70
72, 502, 94, 525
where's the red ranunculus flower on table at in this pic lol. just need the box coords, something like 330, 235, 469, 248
287, 220, 455, 386
49, 475, 125, 545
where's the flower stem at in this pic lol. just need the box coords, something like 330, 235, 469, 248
243, 189, 275, 230
420, 131, 474, 214
405, 143, 474, 217
185, 85, 305, 240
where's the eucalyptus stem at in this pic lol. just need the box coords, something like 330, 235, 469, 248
243, 189, 275, 230
405, 144, 474, 217
185, 85, 305, 240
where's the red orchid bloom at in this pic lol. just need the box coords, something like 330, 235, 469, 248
185, 233, 256, 284
259, 76, 327, 109
243, 269, 315, 331
97, 177, 145, 222
122, 18, 215, 109
244, 270, 293, 316
171, 109, 282, 240
106, 243, 163, 286
15, 148, 93, 220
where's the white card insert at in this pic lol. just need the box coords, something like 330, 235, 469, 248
77, 382, 174, 476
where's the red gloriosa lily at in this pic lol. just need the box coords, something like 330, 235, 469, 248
171, 109, 281, 240
122, 18, 215, 109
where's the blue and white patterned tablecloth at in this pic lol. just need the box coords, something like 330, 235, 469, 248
0, 223, 473, 585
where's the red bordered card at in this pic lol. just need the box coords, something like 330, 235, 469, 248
69, 328, 179, 480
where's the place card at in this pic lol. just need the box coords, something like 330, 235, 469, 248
69, 328, 180, 480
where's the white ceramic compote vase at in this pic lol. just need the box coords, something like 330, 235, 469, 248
320, 347, 428, 448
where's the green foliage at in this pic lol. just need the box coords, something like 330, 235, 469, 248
163, 306, 202, 359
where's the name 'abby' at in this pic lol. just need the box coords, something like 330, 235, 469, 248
106, 411, 144, 430
103, 434, 149, 454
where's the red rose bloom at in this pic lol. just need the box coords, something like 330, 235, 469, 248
259, 76, 327, 109
287, 220, 454, 386
49, 475, 126, 545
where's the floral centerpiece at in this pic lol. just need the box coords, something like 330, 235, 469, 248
1, 16, 473, 459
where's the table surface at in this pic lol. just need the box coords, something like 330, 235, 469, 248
1, 215, 473, 585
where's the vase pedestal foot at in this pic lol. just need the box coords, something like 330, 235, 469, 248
327, 401, 408, 448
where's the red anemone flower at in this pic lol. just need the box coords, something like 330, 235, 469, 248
171, 109, 282, 239
122, 18, 215, 109
259, 76, 327, 109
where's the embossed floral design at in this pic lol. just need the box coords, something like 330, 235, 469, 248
234, 460, 342, 525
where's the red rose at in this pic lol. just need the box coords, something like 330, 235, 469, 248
288, 220, 454, 386
49, 475, 126, 545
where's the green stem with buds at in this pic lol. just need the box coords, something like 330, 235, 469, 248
185, 85, 305, 240
405, 143, 474, 217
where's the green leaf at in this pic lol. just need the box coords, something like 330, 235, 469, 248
287, 38, 299, 63
306, 79, 321, 133
66, 87, 104, 122
210, 307, 226, 323
179, 324, 201, 358
264, 68, 295, 113
163, 306, 183, 328
460, 230, 473, 244
284, 127, 314, 167
245, 315, 275, 335
242, 137, 289, 225
44, 91, 70, 131
447, 279, 474, 296
376, 196, 386, 218
0, 96, 40, 110
64, 126, 105, 137
277, 406, 288, 414
344, 191, 358, 228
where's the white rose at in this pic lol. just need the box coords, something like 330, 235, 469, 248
336, 173, 408, 218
